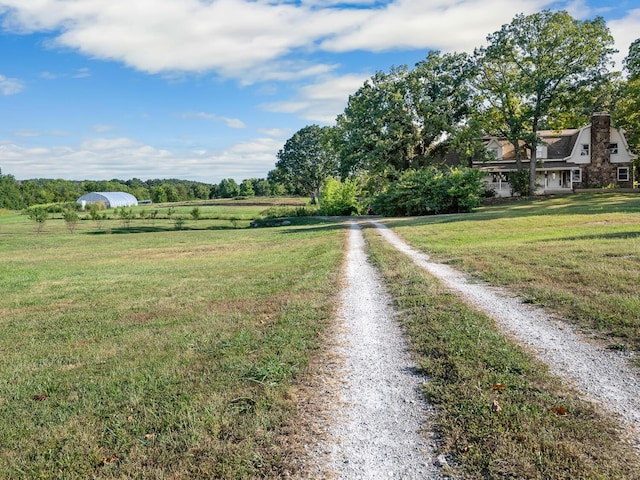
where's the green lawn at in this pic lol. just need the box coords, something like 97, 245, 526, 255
0, 206, 345, 479
2, 193, 640, 478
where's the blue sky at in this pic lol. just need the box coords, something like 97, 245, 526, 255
0, 0, 638, 184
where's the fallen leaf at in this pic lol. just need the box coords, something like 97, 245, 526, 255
33, 394, 49, 401
492, 400, 502, 412
103, 455, 120, 464
491, 383, 506, 391
145, 433, 156, 440
551, 406, 568, 416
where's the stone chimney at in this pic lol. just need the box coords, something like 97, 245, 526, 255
584, 112, 615, 187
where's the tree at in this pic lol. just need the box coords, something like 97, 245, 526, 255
336, 66, 420, 183
405, 51, 477, 160
26, 206, 48, 233
275, 125, 339, 204
63, 209, 79, 233
0, 169, 23, 209
218, 178, 240, 198
624, 38, 640, 80
479, 10, 615, 193
336, 53, 476, 190
319, 177, 362, 216
613, 39, 640, 180
239, 179, 255, 197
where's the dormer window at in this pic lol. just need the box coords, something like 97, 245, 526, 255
536, 145, 547, 159
608, 143, 618, 154
580, 144, 590, 156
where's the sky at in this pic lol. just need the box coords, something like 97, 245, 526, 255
0, 0, 639, 184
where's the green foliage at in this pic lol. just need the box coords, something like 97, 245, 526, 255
239, 179, 255, 197
275, 124, 339, 204
26, 206, 48, 233
478, 10, 615, 192
372, 167, 485, 216
507, 169, 531, 196
62, 209, 79, 233
0, 170, 24, 209
190, 207, 201, 221
174, 216, 185, 230
88, 203, 107, 228
319, 177, 362, 216
219, 178, 240, 198
624, 38, 640, 80
117, 207, 135, 228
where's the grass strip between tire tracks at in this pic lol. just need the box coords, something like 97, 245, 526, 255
362, 224, 640, 479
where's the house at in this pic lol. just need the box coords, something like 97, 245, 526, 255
475, 113, 637, 197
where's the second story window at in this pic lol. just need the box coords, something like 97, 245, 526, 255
608, 143, 619, 154
581, 144, 590, 156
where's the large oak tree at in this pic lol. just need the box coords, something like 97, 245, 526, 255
478, 10, 615, 193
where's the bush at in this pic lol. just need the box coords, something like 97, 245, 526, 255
509, 169, 531, 196
319, 177, 362, 216
372, 167, 485, 216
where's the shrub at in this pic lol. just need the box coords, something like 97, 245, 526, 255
372, 166, 485, 216
319, 177, 362, 216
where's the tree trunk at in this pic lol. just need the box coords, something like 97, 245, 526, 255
529, 146, 537, 195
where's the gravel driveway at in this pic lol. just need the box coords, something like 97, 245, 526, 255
322, 221, 442, 479
312, 218, 639, 478
372, 220, 640, 438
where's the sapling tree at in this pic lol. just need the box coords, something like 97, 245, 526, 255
63, 209, 79, 233
26, 206, 48, 233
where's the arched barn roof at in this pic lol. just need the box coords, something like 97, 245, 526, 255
77, 192, 138, 208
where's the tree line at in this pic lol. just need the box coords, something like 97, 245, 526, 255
0, 174, 300, 210
271, 10, 640, 214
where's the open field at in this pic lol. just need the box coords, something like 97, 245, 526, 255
380, 193, 640, 356
2, 193, 640, 478
0, 203, 345, 478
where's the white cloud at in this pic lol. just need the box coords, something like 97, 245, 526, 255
13, 130, 40, 137
0, 0, 560, 82
40, 68, 91, 80
92, 124, 116, 133
182, 112, 247, 129
0, 73, 24, 95
257, 127, 290, 137
262, 73, 370, 123
608, 8, 640, 71
0, 136, 281, 182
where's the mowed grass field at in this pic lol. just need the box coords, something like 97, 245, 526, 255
2, 193, 640, 479
0, 201, 345, 478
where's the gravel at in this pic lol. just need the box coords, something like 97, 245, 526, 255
372, 220, 640, 439
323, 221, 442, 479
312, 218, 639, 478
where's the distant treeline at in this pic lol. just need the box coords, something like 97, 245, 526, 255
0, 171, 299, 210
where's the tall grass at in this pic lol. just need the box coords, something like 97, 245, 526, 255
0, 210, 345, 478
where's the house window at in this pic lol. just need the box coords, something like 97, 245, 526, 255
536, 145, 544, 158
580, 144, 590, 156
618, 167, 630, 182
608, 143, 619, 154
488, 147, 499, 159
571, 169, 582, 182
